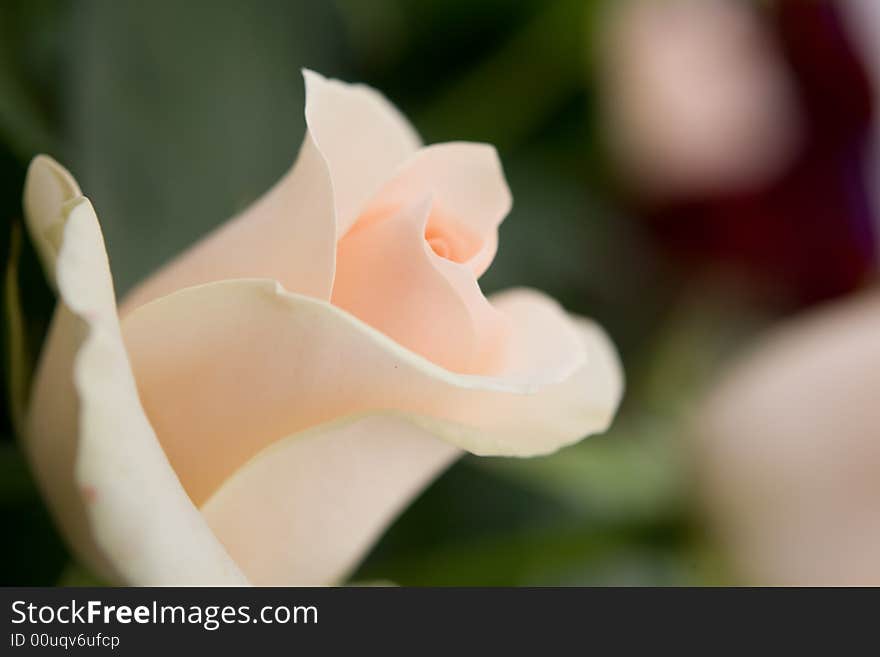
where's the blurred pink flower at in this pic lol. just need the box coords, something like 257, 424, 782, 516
603, 0, 877, 305
601, 0, 802, 198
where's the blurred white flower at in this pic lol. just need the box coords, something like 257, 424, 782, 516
698, 293, 880, 585
600, 0, 803, 198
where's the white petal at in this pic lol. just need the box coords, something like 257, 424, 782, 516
23, 155, 247, 585
22, 154, 81, 291
202, 415, 460, 586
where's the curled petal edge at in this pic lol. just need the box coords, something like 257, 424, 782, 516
123, 277, 623, 509
23, 155, 248, 585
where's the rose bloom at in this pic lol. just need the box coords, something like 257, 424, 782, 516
697, 292, 880, 585
19, 71, 623, 585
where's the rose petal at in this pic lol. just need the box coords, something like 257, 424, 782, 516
23, 155, 247, 585
122, 279, 623, 506
120, 134, 336, 313
303, 69, 422, 236
201, 415, 460, 586
332, 198, 509, 374
491, 288, 592, 384
361, 142, 512, 277
22, 153, 81, 291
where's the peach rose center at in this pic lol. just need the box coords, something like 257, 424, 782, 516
331, 196, 509, 376
424, 211, 482, 263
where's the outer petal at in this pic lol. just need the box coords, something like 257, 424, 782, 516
201, 415, 460, 586
23, 156, 247, 585
120, 134, 336, 313
303, 69, 422, 236
22, 152, 82, 291
122, 279, 623, 506
697, 292, 880, 585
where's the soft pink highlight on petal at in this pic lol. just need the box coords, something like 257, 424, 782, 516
424, 211, 481, 263
329, 141, 513, 374
303, 70, 421, 236
332, 198, 510, 374
363, 142, 511, 277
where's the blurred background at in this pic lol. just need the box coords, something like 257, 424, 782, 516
1, 0, 878, 585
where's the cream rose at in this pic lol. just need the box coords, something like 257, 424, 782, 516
19, 70, 623, 586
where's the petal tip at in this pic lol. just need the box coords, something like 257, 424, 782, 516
301, 67, 326, 90
23, 155, 84, 287
25, 154, 81, 204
